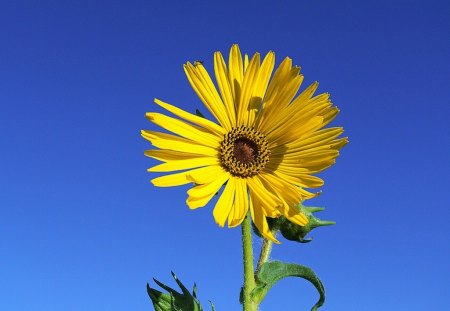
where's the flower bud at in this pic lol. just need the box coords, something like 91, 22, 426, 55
278, 204, 335, 243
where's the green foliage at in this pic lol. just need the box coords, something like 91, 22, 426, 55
252, 261, 325, 311
147, 272, 214, 311
279, 204, 335, 243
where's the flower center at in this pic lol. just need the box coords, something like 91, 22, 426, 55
220, 126, 270, 177
233, 138, 258, 164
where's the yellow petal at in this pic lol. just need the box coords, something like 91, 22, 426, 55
186, 165, 226, 185
150, 166, 223, 187
227, 178, 249, 228
259, 173, 301, 206
154, 98, 226, 136
246, 176, 282, 216
213, 177, 236, 227
249, 193, 279, 243
263, 90, 332, 142
258, 174, 308, 226
213, 52, 236, 126
148, 157, 219, 172
270, 169, 324, 190
146, 112, 220, 146
141, 130, 218, 157
237, 52, 260, 125
184, 62, 232, 130
144, 149, 206, 162
244, 54, 249, 71
331, 137, 349, 149
285, 128, 344, 151
228, 44, 244, 107
247, 51, 275, 125
267, 116, 324, 144
255, 57, 295, 129
292, 81, 319, 106
151, 171, 191, 187
186, 172, 230, 209
284, 205, 308, 226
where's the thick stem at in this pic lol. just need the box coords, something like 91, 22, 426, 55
241, 212, 258, 311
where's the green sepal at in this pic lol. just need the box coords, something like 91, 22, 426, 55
279, 204, 335, 243
195, 109, 205, 118
251, 261, 325, 311
147, 271, 213, 311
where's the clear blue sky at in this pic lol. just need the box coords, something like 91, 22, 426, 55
1, 1, 449, 310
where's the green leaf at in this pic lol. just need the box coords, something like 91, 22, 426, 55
252, 261, 325, 311
147, 271, 213, 311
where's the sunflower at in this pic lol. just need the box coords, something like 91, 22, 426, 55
142, 44, 347, 242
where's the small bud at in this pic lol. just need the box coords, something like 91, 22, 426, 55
278, 204, 335, 243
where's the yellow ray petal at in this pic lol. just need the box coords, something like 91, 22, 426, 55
284, 205, 308, 226
141, 130, 218, 157
213, 177, 236, 227
148, 157, 219, 172
259, 173, 302, 205
186, 172, 230, 209
227, 178, 249, 228
255, 57, 296, 129
264, 81, 320, 129
267, 116, 324, 145
228, 44, 244, 107
184, 62, 232, 130
296, 150, 340, 164
246, 176, 282, 216
186, 165, 226, 185
247, 187, 280, 219
213, 52, 236, 126
237, 52, 260, 125
154, 98, 225, 137
150, 166, 223, 187
144, 149, 207, 162
331, 137, 349, 149
292, 81, 319, 106
146, 112, 220, 146
263, 57, 293, 104
322, 106, 340, 126
249, 193, 279, 243
263, 93, 332, 142
247, 51, 275, 125
292, 147, 340, 159
151, 171, 191, 187
272, 169, 325, 189
284, 128, 344, 151
258, 174, 308, 227
244, 54, 249, 71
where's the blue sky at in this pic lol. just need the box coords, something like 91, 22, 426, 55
1, 0, 449, 310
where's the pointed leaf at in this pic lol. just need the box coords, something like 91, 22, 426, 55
252, 261, 325, 311
147, 272, 212, 311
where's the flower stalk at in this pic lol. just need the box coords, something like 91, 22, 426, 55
256, 237, 273, 275
241, 212, 258, 311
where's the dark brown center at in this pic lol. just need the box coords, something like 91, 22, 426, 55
233, 138, 258, 164
220, 125, 270, 177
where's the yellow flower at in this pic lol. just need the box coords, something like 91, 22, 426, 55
142, 44, 347, 243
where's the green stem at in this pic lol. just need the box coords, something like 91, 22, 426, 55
241, 212, 257, 311
256, 237, 273, 275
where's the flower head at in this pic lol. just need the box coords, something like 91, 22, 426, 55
142, 45, 347, 243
